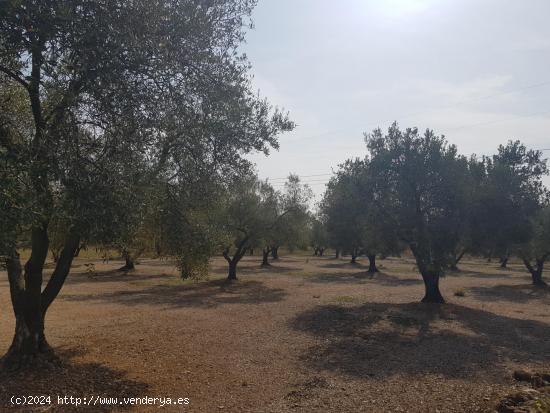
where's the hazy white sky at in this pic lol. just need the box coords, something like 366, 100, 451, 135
244, 0, 550, 198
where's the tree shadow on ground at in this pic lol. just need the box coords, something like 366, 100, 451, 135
0, 348, 149, 412
237, 264, 304, 274
319, 262, 370, 270
291, 302, 550, 380
307, 270, 422, 287
135, 258, 178, 267
62, 269, 172, 286
61, 279, 286, 309
443, 268, 522, 279
469, 284, 550, 304
369, 271, 423, 286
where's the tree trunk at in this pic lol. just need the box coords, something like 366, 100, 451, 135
4, 249, 50, 369
335, 249, 340, 259
319, 248, 325, 256
228, 261, 238, 280
350, 253, 357, 264
51, 249, 60, 263
154, 240, 162, 257
74, 242, 85, 258
119, 252, 135, 271
532, 269, 546, 286
4, 312, 50, 369
4, 226, 79, 368
367, 254, 378, 273
223, 240, 248, 281
420, 271, 445, 303
271, 246, 279, 260
500, 255, 509, 269
124, 256, 135, 270
522, 257, 547, 286
313, 247, 319, 256
451, 249, 465, 271
261, 248, 271, 266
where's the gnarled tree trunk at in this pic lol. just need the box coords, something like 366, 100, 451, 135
228, 261, 237, 280
450, 249, 465, 271
261, 247, 271, 266
367, 254, 378, 273
4, 227, 80, 369
350, 248, 358, 264
223, 238, 249, 281
500, 253, 509, 269
119, 250, 135, 271
522, 256, 548, 286
420, 270, 445, 303
410, 244, 445, 303
74, 242, 86, 258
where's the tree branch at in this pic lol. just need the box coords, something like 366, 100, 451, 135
0, 65, 29, 90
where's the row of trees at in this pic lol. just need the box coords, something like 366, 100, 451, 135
221, 174, 312, 278
1, 0, 548, 371
316, 124, 549, 303
0, 0, 300, 368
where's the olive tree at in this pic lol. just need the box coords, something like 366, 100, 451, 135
321, 160, 366, 265
0, 0, 292, 367
266, 174, 313, 260
473, 141, 548, 267
366, 123, 469, 303
519, 207, 550, 286
221, 177, 277, 279
321, 158, 402, 271
310, 217, 328, 256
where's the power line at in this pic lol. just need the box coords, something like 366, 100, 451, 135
262, 147, 550, 183
266, 173, 333, 181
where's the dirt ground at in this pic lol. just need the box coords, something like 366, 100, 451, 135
1, 253, 550, 412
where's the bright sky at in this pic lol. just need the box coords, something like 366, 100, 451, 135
244, 0, 550, 200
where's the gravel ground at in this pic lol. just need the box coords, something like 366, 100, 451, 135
1, 254, 549, 412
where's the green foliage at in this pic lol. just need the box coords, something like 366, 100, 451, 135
521, 207, 550, 263
320, 158, 401, 257
310, 217, 328, 251
221, 176, 276, 254
219, 174, 311, 263
365, 123, 470, 275
268, 174, 313, 252
0, 0, 293, 268
473, 141, 548, 257
0, 80, 33, 261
